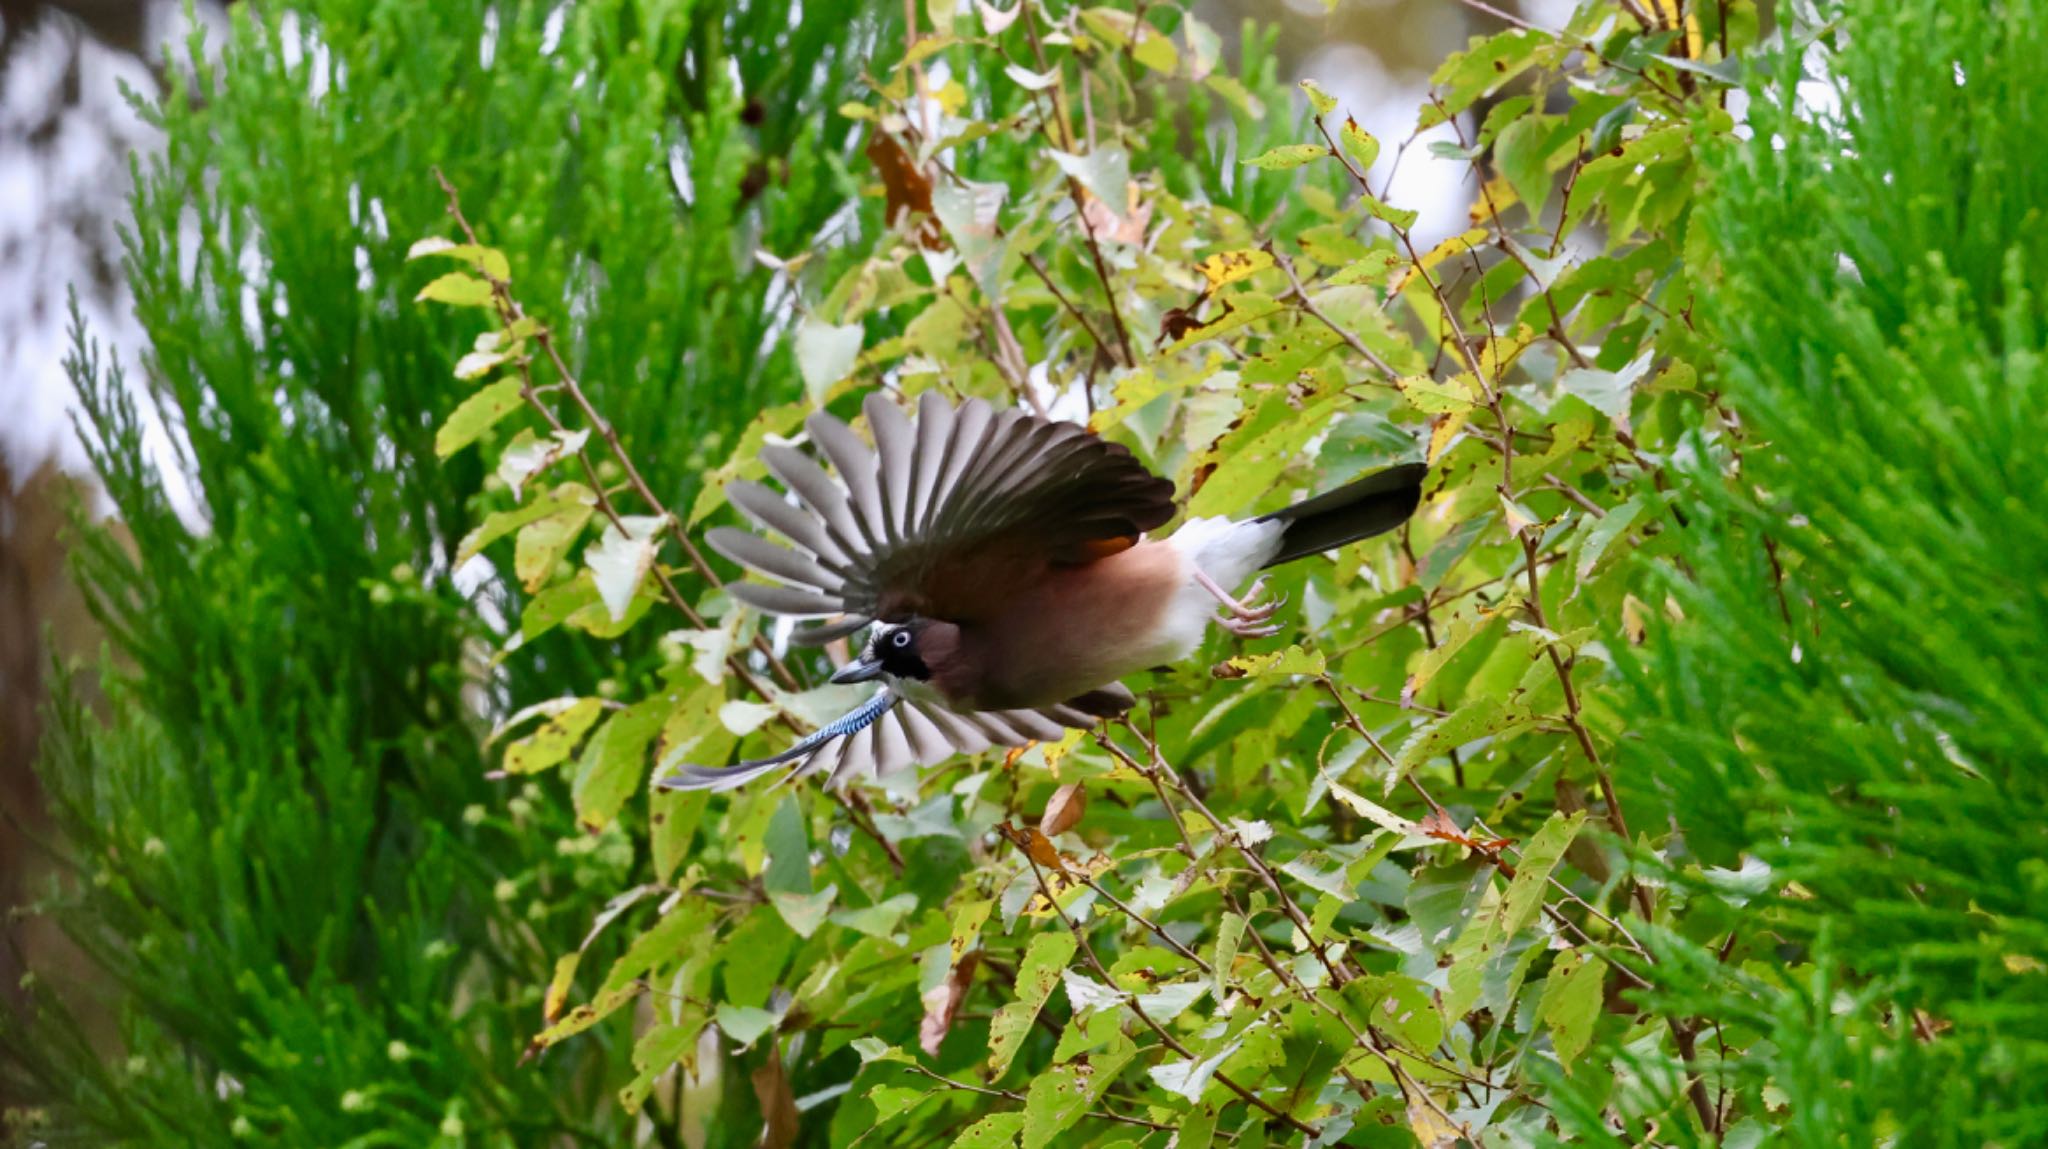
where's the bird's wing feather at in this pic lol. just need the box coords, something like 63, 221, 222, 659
655, 687, 1107, 792
710, 391, 1176, 635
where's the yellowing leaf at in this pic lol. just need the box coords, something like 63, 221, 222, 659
1244, 143, 1330, 170
415, 271, 495, 308
1299, 78, 1337, 117
407, 238, 510, 281
1221, 644, 1327, 677
1427, 408, 1469, 464
1079, 7, 1177, 74
1395, 228, 1488, 293
1328, 250, 1402, 288
987, 930, 1077, 1079
514, 502, 595, 591
1195, 248, 1274, 291
1339, 117, 1380, 173
436, 378, 525, 458
543, 952, 581, 1022
1398, 374, 1477, 415
503, 697, 605, 775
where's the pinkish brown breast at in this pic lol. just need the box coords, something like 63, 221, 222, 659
931, 540, 1188, 711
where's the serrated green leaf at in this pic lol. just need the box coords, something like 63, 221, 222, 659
570, 692, 673, 831
1539, 949, 1606, 1071
1339, 118, 1380, 172
513, 502, 595, 591
503, 697, 605, 775
455, 482, 595, 565
868, 1083, 928, 1121
951, 1112, 1025, 1149
1243, 143, 1330, 170
1359, 192, 1420, 231
1024, 1042, 1135, 1148
988, 930, 1078, 1078
1498, 811, 1586, 940
1577, 497, 1643, 579
415, 270, 495, 308
1212, 912, 1245, 1001
1404, 606, 1506, 703
435, 378, 525, 457
851, 1037, 912, 1064
1389, 696, 1532, 793
407, 238, 510, 280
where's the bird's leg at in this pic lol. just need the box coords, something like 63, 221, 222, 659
1193, 570, 1286, 638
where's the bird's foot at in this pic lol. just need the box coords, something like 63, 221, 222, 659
1195, 571, 1288, 637
1217, 614, 1283, 639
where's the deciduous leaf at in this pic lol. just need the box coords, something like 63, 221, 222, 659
456, 482, 595, 564
586, 514, 666, 622
1048, 146, 1131, 211
503, 697, 605, 775
1243, 143, 1329, 170
795, 317, 864, 403
497, 427, 589, 499
1146, 1038, 1238, 1102
1299, 78, 1337, 116
1195, 249, 1273, 291
1389, 696, 1533, 794
436, 378, 525, 457
514, 502, 595, 591
415, 270, 494, 307
988, 930, 1078, 1078
1339, 117, 1380, 172
1023, 1044, 1135, 1148
570, 693, 673, 831
1078, 8, 1176, 73
950, 1112, 1024, 1149
1538, 950, 1606, 1071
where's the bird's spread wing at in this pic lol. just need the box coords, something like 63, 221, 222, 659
707, 392, 1176, 641
655, 688, 1112, 792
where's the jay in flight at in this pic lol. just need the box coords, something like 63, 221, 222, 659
659, 392, 1425, 791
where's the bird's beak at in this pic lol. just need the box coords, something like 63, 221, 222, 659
829, 652, 885, 685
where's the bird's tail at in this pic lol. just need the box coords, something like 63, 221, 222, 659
1256, 462, 1428, 569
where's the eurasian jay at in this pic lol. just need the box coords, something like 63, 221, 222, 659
658, 391, 1425, 791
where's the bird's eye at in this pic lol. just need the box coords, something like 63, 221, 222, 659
891, 630, 912, 649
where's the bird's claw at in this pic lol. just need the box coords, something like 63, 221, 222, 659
1218, 615, 1282, 639
1195, 571, 1291, 638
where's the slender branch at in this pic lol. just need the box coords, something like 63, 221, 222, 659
900, 1064, 1171, 1134
1269, 248, 1400, 384
1017, 851, 1321, 1138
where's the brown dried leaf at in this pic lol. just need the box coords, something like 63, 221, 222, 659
919, 951, 980, 1056
752, 1052, 801, 1149
1039, 782, 1087, 838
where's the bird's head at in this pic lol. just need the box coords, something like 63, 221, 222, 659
829, 619, 934, 685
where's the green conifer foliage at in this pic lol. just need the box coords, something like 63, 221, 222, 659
1598, 1, 2048, 1143
4, 2, 893, 1145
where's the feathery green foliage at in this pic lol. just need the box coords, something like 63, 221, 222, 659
1586, 1, 2048, 1143
4, 0, 895, 1144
